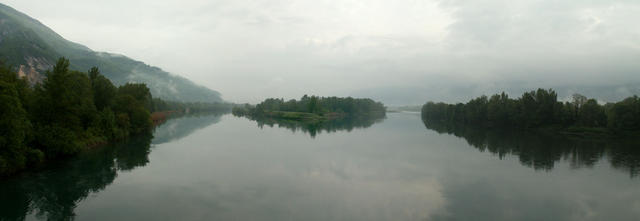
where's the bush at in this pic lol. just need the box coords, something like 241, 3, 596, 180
35, 125, 81, 158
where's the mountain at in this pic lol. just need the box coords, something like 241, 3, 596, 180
0, 3, 223, 102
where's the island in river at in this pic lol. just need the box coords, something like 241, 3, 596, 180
232, 95, 387, 123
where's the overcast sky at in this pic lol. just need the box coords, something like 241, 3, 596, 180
4, 0, 640, 104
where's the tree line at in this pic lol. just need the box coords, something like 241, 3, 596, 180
421, 88, 640, 133
0, 58, 155, 176
233, 95, 386, 117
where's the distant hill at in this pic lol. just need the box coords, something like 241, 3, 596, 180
0, 3, 223, 102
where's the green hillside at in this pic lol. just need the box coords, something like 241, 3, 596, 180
0, 3, 223, 102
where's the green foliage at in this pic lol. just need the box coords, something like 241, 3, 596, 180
112, 94, 150, 134
577, 99, 606, 127
89, 67, 117, 110
32, 58, 97, 133
130, 106, 152, 134
118, 83, 152, 110
0, 58, 156, 177
95, 108, 121, 140
233, 95, 386, 119
35, 125, 81, 157
0, 79, 30, 174
607, 96, 640, 131
422, 89, 639, 134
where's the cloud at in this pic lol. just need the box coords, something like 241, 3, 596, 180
4, 0, 640, 104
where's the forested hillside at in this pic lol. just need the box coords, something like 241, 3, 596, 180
0, 3, 222, 102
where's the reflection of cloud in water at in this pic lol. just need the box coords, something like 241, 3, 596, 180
292, 162, 445, 220
91, 114, 446, 221
429, 162, 640, 221
152, 112, 227, 144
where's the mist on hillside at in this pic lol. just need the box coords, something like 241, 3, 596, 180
3, 0, 639, 104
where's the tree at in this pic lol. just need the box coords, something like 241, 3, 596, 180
113, 94, 151, 134
420, 88, 633, 132
31, 58, 96, 157
118, 83, 152, 110
487, 92, 511, 125
572, 94, 587, 109
89, 67, 116, 111
465, 95, 488, 124
0, 57, 157, 176
308, 96, 319, 113
577, 99, 606, 127
234, 95, 386, 118
33, 58, 96, 133
608, 96, 640, 130
572, 93, 587, 118
0, 81, 30, 173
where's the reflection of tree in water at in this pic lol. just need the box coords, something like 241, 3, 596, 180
0, 113, 228, 220
0, 133, 153, 221
422, 119, 640, 176
607, 141, 640, 178
0, 112, 228, 221
246, 115, 386, 138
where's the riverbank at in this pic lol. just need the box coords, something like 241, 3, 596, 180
259, 111, 346, 122
0, 111, 181, 179
151, 111, 181, 125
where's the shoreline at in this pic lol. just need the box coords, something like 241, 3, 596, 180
0, 111, 181, 179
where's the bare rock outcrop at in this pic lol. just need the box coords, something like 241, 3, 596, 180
17, 56, 51, 84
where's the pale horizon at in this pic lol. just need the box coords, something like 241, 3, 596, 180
4, 0, 640, 105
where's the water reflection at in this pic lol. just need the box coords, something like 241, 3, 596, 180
422, 120, 640, 177
3, 113, 639, 220
239, 115, 386, 138
152, 112, 227, 145
0, 113, 226, 221
0, 135, 151, 221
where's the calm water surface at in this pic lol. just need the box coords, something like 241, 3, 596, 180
1, 112, 640, 220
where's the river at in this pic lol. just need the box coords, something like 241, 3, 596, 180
1, 112, 639, 220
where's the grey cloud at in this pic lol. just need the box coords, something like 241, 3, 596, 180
4, 0, 639, 104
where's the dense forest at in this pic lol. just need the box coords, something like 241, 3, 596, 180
0, 58, 157, 176
421, 88, 640, 134
233, 95, 386, 120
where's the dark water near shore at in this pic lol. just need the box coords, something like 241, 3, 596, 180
1, 112, 639, 221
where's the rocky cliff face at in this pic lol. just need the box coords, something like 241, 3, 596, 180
16, 56, 50, 84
